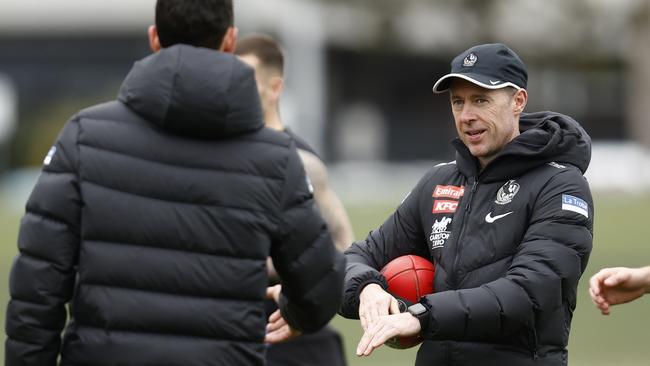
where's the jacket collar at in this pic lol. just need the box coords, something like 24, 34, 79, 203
454, 111, 591, 182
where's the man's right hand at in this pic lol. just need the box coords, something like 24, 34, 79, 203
589, 266, 650, 315
358, 283, 401, 331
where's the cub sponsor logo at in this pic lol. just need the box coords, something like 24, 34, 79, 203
495, 180, 520, 205
432, 200, 458, 213
429, 217, 452, 249
432, 185, 465, 199
562, 194, 589, 218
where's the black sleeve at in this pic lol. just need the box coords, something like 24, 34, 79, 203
270, 142, 346, 333
421, 169, 593, 342
339, 174, 429, 319
5, 119, 82, 366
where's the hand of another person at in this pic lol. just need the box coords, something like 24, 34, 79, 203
358, 283, 401, 331
589, 266, 650, 315
264, 285, 301, 343
265, 308, 302, 344
266, 284, 281, 303
266, 257, 280, 284
355, 312, 421, 357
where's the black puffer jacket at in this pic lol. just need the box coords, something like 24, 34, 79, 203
5, 45, 345, 366
341, 112, 593, 366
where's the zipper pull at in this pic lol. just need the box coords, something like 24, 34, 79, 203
466, 179, 478, 213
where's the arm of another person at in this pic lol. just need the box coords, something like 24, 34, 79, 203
589, 266, 650, 315
5, 119, 82, 366
266, 149, 354, 284
269, 142, 346, 335
297, 149, 354, 252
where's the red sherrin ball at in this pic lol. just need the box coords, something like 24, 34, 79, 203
380, 255, 435, 349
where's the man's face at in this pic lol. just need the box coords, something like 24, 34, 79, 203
449, 79, 523, 167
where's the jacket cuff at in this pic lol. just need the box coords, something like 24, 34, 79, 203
419, 296, 443, 339
277, 293, 303, 332
418, 300, 437, 337
340, 270, 387, 319
355, 278, 388, 303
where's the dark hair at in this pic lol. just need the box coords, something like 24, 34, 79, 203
155, 0, 233, 49
235, 34, 284, 75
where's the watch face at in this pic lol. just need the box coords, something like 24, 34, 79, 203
408, 303, 427, 316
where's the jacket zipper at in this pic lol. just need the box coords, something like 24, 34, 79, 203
529, 327, 539, 360
450, 177, 479, 287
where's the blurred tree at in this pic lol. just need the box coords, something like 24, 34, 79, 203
627, 0, 650, 147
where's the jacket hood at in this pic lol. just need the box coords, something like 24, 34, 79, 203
118, 45, 263, 138
454, 111, 592, 182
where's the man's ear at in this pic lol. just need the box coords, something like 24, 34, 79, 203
513, 89, 528, 115
148, 25, 162, 52
220, 27, 238, 53
269, 76, 284, 102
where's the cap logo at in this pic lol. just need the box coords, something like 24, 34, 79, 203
463, 53, 477, 67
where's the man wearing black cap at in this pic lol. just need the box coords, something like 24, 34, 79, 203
340, 43, 594, 365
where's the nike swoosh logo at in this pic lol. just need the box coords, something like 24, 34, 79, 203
485, 211, 513, 223
489, 80, 501, 85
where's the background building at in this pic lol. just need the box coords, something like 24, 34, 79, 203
0, 1, 649, 365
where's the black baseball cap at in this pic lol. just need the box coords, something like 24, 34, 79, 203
432, 43, 527, 93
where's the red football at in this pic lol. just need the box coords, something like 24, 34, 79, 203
380, 255, 435, 349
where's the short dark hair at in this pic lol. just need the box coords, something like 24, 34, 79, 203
155, 0, 233, 49
235, 34, 284, 76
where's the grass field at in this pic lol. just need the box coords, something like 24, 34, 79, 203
1, 191, 649, 365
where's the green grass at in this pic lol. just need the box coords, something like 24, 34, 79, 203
1, 193, 649, 365
1, 197, 20, 364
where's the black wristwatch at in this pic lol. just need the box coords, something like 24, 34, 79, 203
407, 302, 430, 332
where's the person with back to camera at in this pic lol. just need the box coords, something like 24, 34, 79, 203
339, 43, 594, 366
4, 1, 345, 365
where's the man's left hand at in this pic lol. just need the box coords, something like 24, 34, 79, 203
355, 312, 421, 357
264, 285, 301, 344
265, 308, 302, 344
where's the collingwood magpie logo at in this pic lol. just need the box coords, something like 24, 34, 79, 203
495, 180, 520, 205
463, 53, 478, 67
